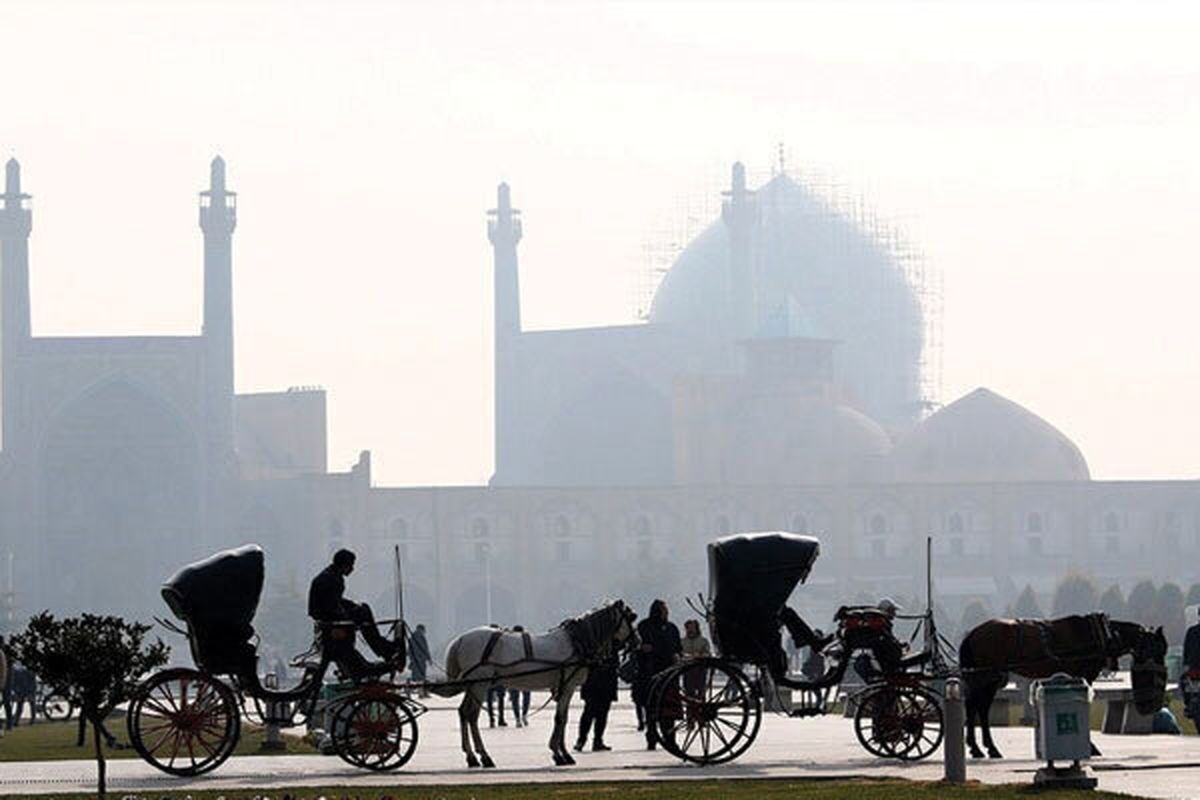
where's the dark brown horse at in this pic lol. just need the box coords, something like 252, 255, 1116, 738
959, 614, 1167, 759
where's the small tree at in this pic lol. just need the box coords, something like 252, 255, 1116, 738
1099, 584, 1127, 619
1154, 583, 1187, 644
958, 600, 992, 641
1128, 580, 1158, 626
1052, 574, 1099, 617
1010, 585, 1043, 618
11, 613, 168, 797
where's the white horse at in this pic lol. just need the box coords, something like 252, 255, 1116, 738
432, 599, 637, 768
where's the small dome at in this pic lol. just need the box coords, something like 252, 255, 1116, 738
890, 388, 1090, 483
722, 397, 892, 485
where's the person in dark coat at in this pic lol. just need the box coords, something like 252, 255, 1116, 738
507, 625, 531, 727
633, 598, 681, 750
308, 549, 398, 675
410, 623, 431, 697
9, 663, 36, 726
1182, 608, 1200, 732
575, 649, 618, 751
0, 636, 10, 733
1184, 607, 1200, 675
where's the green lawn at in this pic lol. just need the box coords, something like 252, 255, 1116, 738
0, 779, 1152, 800
0, 718, 316, 761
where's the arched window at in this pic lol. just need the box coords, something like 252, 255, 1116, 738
870, 513, 888, 537
471, 518, 489, 539
948, 513, 964, 534
791, 514, 808, 534
1103, 512, 1120, 533
554, 515, 571, 538
470, 518, 490, 562
1027, 512, 1043, 533
389, 518, 409, 539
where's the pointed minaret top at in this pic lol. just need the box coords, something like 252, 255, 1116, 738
732, 161, 746, 193
487, 181, 521, 247
210, 155, 226, 193
5, 158, 20, 195
497, 182, 511, 214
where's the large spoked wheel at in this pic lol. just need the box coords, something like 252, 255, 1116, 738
40, 692, 74, 721
853, 684, 944, 761
127, 668, 240, 777
651, 659, 761, 765
330, 693, 419, 772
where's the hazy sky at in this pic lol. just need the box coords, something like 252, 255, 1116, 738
3, 1, 1198, 485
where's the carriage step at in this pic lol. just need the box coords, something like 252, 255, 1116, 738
789, 707, 825, 718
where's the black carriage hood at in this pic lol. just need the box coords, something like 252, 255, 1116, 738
708, 532, 820, 622
162, 544, 265, 631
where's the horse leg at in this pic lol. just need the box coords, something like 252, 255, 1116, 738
469, 688, 495, 768
979, 678, 1003, 758
552, 690, 576, 766
964, 683, 983, 759
459, 696, 479, 768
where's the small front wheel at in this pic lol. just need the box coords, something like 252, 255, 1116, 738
127, 668, 240, 777
854, 684, 943, 761
330, 693, 419, 771
41, 692, 74, 721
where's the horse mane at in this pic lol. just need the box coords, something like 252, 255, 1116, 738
558, 599, 624, 661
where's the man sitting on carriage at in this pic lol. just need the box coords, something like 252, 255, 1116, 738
308, 548, 405, 678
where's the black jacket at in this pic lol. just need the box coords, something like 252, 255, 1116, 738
308, 565, 347, 621
582, 654, 619, 703
1184, 623, 1200, 671
636, 617, 682, 676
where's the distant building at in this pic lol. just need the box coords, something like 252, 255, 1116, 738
1, 156, 1195, 646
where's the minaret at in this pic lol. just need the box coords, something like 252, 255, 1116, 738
0, 159, 32, 451
721, 162, 758, 338
199, 156, 237, 456
487, 182, 522, 482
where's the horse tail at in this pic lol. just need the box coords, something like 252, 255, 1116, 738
959, 631, 975, 671
426, 636, 465, 698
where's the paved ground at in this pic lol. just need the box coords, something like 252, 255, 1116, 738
3, 698, 1200, 798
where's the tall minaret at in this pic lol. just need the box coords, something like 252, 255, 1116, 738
721, 162, 758, 338
487, 182, 522, 483
199, 156, 237, 457
0, 159, 32, 451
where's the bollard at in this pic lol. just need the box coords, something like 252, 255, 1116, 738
261, 672, 286, 752
943, 677, 966, 783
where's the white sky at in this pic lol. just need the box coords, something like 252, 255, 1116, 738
3, 0, 1198, 485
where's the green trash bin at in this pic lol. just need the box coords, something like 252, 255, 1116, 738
1035, 674, 1091, 764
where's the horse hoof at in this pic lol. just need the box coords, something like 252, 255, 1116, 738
562, 753, 576, 766
466, 755, 480, 768
969, 751, 984, 760
481, 756, 496, 769
988, 751, 1003, 759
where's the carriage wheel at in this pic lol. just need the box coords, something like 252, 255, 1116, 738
853, 685, 943, 761
652, 660, 761, 766
330, 694, 419, 772
41, 692, 73, 721
127, 668, 240, 777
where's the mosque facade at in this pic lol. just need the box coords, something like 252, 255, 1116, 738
0, 157, 1196, 649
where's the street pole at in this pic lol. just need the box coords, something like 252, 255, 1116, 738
944, 677, 966, 783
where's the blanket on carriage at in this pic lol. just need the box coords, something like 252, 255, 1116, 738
708, 532, 820, 667
162, 544, 264, 675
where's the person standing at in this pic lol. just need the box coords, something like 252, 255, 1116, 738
0, 636, 9, 736
575, 650, 618, 751
634, 599, 681, 750
507, 625, 531, 726
9, 663, 36, 726
410, 623, 431, 698
680, 619, 712, 700
1182, 607, 1200, 731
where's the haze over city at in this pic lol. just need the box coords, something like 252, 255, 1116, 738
4, 0, 1198, 487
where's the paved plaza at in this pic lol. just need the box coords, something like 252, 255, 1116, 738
3, 697, 1200, 797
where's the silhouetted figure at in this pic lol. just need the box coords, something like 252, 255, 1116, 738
1183, 608, 1200, 731
575, 649, 618, 751
507, 625, 531, 726
410, 623, 431, 697
0, 636, 9, 734
9, 664, 36, 726
487, 685, 507, 727
634, 599, 681, 750
308, 549, 399, 676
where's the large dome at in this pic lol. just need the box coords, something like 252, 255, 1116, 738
890, 388, 1090, 483
648, 173, 926, 429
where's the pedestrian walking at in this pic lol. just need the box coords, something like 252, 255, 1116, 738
634, 599, 681, 750
575, 649, 618, 751
410, 623, 431, 698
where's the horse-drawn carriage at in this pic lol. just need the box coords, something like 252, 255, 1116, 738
127, 545, 425, 776
647, 532, 952, 765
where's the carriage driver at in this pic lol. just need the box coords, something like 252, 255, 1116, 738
308, 549, 401, 669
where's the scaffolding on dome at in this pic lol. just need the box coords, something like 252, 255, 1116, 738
634, 159, 943, 423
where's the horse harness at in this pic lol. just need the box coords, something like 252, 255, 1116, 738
1013, 612, 1115, 665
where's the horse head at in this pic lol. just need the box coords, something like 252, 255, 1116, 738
607, 599, 639, 653
1130, 625, 1169, 715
